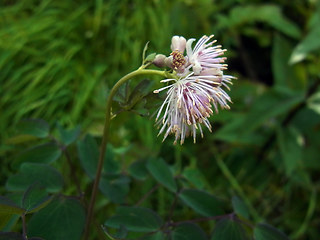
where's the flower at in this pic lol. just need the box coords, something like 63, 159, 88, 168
153, 35, 234, 144
186, 35, 227, 75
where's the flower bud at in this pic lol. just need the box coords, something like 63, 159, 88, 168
153, 54, 167, 68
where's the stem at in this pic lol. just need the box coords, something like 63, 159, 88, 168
21, 213, 27, 240
83, 68, 168, 240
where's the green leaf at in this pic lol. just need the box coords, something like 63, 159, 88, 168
0, 196, 25, 215
290, 12, 320, 64
277, 126, 303, 176
99, 174, 130, 204
12, 142, 62, 169
22, 183, 52, 214
232, 196, 249, 219
307, 91, 320, 115
57, 124, 80, 145
172, 223, 208, 240
272, 34, 304, 90
77, 135, 99, 179
146, 158, 177, 192
145, 53, 157, 63
102, 225, 128, 240
140, 231, 166, 240
27, 197, 86, 240
254, 223, 289, 240
219, 5, 301, 39
16, 119, 49, 138
105, 206, 163, 232
128, 160, 148, 180
77, 135, 119, 179
0, 196, 24, 229
242, 89, 304, 133
6, 163, 63, 193
211, 218, 249, 240
179, 189, 224, 217
0, 232, 44, 240
182, 166, 210, 190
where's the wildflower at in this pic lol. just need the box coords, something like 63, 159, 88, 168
153, 35, 234, 144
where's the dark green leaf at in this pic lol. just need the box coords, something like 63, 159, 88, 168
232, 196, 249, 219
179, 189, 224, 217
0, 232, 23, 240
77, 135, 119, 179
147, 158, 177, 192
128, 160, 148, 180
77, 135, 99, 179
211, 218, 249, 240
277, 126, 302, 176
22, 183, 52, 214
105, 206, 163, 232
12, 142, 62, 169
102, 225, 128, 239
0, 196, 25, 215
272, 34, 304, 90
16, 119, 49, 138
139, 231, 166, 240
0, 196, 24, 229
99, 174, 130, 204
182, 166, 209, 190
254, 223, 289, 240
27, 197, 86, 240
6, 163, 63, 193
290, 18, 320, 63
57, 124, 80, 145
172, 222, 208, 240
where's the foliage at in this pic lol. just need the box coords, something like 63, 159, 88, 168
1, 0, 320, 240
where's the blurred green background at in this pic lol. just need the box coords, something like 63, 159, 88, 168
1, 0, 320, 239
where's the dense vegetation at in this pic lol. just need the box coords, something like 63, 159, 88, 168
1, 0, 319, 239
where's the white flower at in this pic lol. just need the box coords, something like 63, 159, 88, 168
154, 73, 233, 145
186, 35, 227, 75
153, 35, 234, 144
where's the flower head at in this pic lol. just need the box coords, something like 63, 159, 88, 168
153, 35, 234, 144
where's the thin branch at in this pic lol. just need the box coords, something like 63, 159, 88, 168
135, 184, 160, 206
21, 213, 27, 240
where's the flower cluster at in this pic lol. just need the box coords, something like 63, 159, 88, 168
153, 35, 234, 145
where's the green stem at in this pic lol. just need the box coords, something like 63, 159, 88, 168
83, 67, 168, 240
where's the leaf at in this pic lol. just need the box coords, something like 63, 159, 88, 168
277, 126, 303, 176
0, 196, 25, 215
211, 218, 249, 240
218, 5, 301, 39
139, 231, 166, 240
0, 196, 24, 230
182, 166, 210, 190
146, 158, 177, 192
232, 196, 249, 219
27, 197, 86, 240
12, 142, 62, 169
272, 34, 304, 90
307, 91, 320, 115
128, 160, 148, 180
0, 232, 44, 240
57, 124, 80, 145
290, 15, 320, 64
102, 225, 128, 240
254, 223, 289, 240
77, 135, 99, 179
99, 174, 130, 204
6, 163, 63, 193
16, 119, 49, 138
145, 53, 157, 63
22, 183, 52, 214
179, 189, 224, 217
241, 89, 304, 133
172, 222, 208, 240
77, 135, 119, 179
105, 206, 163, 232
